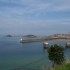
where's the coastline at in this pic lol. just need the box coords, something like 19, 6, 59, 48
20, 36, 70, 43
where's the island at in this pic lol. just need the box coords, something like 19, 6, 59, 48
5, 35, 12, 37
24, 34, 37, 38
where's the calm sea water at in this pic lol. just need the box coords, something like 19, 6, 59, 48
0, 36, 70, 70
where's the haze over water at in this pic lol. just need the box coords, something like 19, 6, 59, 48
0, 0, 70, 70
0, 0, 70, 35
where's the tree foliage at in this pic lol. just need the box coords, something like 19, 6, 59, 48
48, 44, 65, 65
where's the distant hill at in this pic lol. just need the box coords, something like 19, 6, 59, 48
24, 34, 37, 38
5, 35, 12, 37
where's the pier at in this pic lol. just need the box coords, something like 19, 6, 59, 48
20, 36, 70, 43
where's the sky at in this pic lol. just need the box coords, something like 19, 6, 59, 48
0, 0, 70, 36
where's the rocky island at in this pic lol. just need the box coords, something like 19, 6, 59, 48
24, 34, 37, 38
5, 35, 12, 37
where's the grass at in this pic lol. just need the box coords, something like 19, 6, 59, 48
55, 63, 70, 70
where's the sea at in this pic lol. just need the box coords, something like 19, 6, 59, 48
0, 36, 70, 70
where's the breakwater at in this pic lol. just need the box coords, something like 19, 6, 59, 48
20, 36, 70, 43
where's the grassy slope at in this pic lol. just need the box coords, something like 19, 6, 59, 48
55, 63, 70, 70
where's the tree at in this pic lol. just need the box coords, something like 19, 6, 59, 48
48, 44, 65, 66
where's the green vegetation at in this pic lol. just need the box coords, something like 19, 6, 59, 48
47, 44, 70, 70
48, 44, 65, 66
55, 63, 70, 70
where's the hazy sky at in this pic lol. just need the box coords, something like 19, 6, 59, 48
0, 0, 70, 35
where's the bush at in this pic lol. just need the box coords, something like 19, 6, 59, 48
48, 44, 65, 66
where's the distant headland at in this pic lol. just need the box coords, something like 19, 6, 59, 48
24, 34, 37, 38
5, 35, 12, 37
